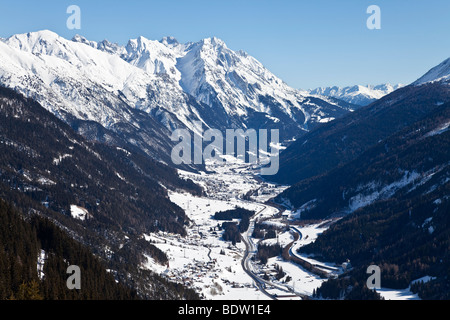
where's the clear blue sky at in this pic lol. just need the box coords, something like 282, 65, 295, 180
1, 0, 450, 89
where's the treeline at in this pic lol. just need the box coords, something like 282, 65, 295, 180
221, 222, 241, 245
410, 277, 450, 300
312, 275, 382, 300
0, 199, 137, 300
214, 207, 254, 232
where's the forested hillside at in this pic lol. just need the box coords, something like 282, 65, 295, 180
0, 199, 137, 299
0, 86, 201, 299
277, 103, 450, 220
289, 104, 450, 300
306, 181, 449, 300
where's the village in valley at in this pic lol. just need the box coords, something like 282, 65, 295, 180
140, 158, 343, 300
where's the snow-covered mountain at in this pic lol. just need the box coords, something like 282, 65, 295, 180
96, 33, 355, 136
308, 84, 404, 106
413, 57, 450, 86
0, 30, 354, 160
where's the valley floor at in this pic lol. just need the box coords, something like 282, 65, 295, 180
140, 158, 424, 300
140, 158, 338, 300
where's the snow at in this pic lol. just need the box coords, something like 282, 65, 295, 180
116, 147, 131, 156
424, 121, 450, 137
115, 172, 126, 181
377, 276, 436, 300
289, 223, 342, 275
4, 29, 443, 301
308, 84, 404, 106
70, 205, 89, 221
0, 30, 200, 132
141, 182, 269, 300
37, 176, 56, 186
266, 256, 325, 297
265, 114, 280, 123
124, 36, 182, 81
37, 249, 47, 280
376, 287, 420, 300
348, 171, 421, 212
317, 117, 335, 123
53, 154, 72, 165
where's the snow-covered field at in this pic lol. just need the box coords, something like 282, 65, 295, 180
142, 192, 267, 300
140, 158, 328, 300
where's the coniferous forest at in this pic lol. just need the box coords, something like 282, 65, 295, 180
0, 199, 137, 299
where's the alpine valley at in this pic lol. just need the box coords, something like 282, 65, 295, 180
0, 29, 449, 300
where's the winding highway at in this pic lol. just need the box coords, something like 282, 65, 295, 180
240, 203, 307, 300
240, 205, 276, 299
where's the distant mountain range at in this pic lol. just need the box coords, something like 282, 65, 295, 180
307, 83, 404, 106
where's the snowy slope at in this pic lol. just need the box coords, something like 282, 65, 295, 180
413, 57, 450, 86
174, 37, 353, 135
178, 37, 301, 116
308, 84, 404, 106
1, 30, 148, 126
1, 30, 209, 131
123, 36, 182, 81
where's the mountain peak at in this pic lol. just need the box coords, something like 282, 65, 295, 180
6, 29, 60, 45
199, 36, 227, 49
27, 29, 60, 39
160, 36, 179, 46
123, 35, 181, 78
3, 29, 71, 56
72, 34, 97, 47
0, 29, 354, 147
126, 35, 165, 53
72, 34, 88, 42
